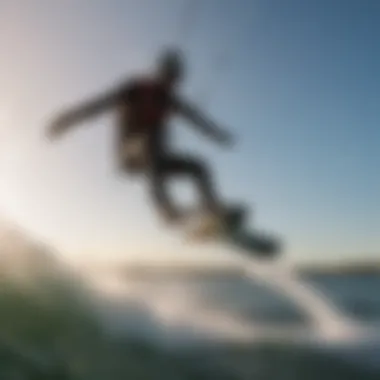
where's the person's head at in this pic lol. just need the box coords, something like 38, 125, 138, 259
155, 48, 185, 86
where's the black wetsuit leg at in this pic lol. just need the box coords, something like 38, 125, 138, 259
150, 152, 222, 218
120, 123, 223, 221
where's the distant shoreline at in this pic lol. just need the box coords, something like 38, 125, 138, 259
114, 261, 380, 280
299, 263, 380, 276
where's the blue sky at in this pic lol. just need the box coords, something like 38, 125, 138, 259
0, 0, 378, 263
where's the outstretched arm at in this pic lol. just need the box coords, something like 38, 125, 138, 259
176, 98, 234, 147
46, 83, 129, 140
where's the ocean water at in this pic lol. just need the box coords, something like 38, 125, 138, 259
100, 270, 380, 330
304, 274, 380, 323
0, 238, 380, 379
83, 264, 380, 378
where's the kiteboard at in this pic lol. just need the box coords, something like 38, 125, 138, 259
183, 205, 281, 260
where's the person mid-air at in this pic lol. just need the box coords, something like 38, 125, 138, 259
47, 48, 244, 238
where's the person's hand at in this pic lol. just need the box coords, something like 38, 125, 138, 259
215, 129, 235, 148
45, 114, 70, 141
